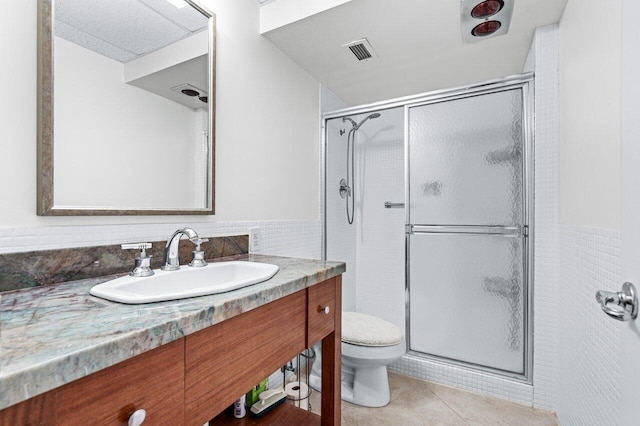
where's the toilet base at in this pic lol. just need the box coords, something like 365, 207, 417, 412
309, 339, 405, 408
308, 364, 391, 408
341, 364, 391, 407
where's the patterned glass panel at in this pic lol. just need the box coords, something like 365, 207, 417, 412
409, 233, 525, 374
408, 89, 524, 226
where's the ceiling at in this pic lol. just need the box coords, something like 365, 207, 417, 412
55, 0, 208, 63
263, 0, 568, 106
54, 0, 210, 110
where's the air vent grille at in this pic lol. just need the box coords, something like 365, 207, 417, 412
342, 38, 378, 62
348, 44, 372, 61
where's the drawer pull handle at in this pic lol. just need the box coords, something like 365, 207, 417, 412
318, 305, 330, 315
128, 409, 146, 426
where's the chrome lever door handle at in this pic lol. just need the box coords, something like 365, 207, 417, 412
595, 282, 638, 321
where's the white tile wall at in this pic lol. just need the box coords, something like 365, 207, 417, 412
352, 107, 405, 331
325, 116, 358, 311
0, 219, 321, 258
531, 24, 560, 411
531, 23, 624, 423
392, 354, 533, 404
557, 227, 622, 425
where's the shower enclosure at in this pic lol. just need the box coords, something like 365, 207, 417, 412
323, 74, 533, 380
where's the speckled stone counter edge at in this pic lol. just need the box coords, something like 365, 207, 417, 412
0, 254, 345, 410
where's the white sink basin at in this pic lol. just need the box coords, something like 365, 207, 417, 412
90, 261, 279, 304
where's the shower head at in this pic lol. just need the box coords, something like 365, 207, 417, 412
356, 112, 381, 129
343, 112, 381, 131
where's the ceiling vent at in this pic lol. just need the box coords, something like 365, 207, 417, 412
342, 38, 378, 62
171, 83, 209, 108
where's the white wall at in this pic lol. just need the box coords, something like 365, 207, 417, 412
54, 37, 200, 209
0, 0, 320, 229
212, 0, 320, 222
554, 1, 625, 423
558, 0, 622, 229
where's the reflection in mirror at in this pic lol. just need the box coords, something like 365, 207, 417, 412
37, 0, 216, 215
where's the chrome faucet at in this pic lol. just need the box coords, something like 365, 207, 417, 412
161, 228, 208, 271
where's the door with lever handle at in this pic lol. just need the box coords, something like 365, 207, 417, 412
595, 282, 638, 321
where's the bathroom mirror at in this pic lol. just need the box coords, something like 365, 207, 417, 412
37, 0, 216, 215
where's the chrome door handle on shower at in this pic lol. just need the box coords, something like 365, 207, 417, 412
595, 282, 638, 321
384, 202, 405, 208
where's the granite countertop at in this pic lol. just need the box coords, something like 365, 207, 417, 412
0, 254, 345, 410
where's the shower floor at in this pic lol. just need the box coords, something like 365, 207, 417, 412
309, 372, 557, 425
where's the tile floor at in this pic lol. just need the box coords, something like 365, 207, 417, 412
307, 372, 558, 425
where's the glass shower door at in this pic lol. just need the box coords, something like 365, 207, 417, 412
406, 87, 529, 377
409, 233, 525, 373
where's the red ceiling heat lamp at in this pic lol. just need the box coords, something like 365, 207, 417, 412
461, 0, 513, 42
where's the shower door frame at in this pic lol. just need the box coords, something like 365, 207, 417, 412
321, 73, 534, 383
404, 76, 534, 382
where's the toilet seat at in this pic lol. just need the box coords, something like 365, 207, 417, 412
342, 312, 404, 347
342, 338, 406, 366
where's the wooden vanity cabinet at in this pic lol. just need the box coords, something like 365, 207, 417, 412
56, 339, 185, 425
185, 290, 307, 424
0, 339, 184, 426
0, 276, 342, 426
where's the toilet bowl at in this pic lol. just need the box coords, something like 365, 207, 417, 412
309, 312, 405, 407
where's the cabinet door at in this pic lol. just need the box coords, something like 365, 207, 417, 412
185, 291, 306, 425
55, 339, 184, 426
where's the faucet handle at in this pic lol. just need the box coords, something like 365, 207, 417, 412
121, 242, 152, 253
189, 237, 209, 249
121, 243, 154, 277
189, 238, 209, 268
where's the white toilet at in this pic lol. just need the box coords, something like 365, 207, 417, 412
309, 312, 406, 407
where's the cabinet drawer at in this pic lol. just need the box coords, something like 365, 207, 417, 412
307, 278, 337, 346
185, 290, 306, 425
55, 338, 184, 426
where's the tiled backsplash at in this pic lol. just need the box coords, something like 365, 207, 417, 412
0, 235, 248, 292
0, 219, 322, 292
